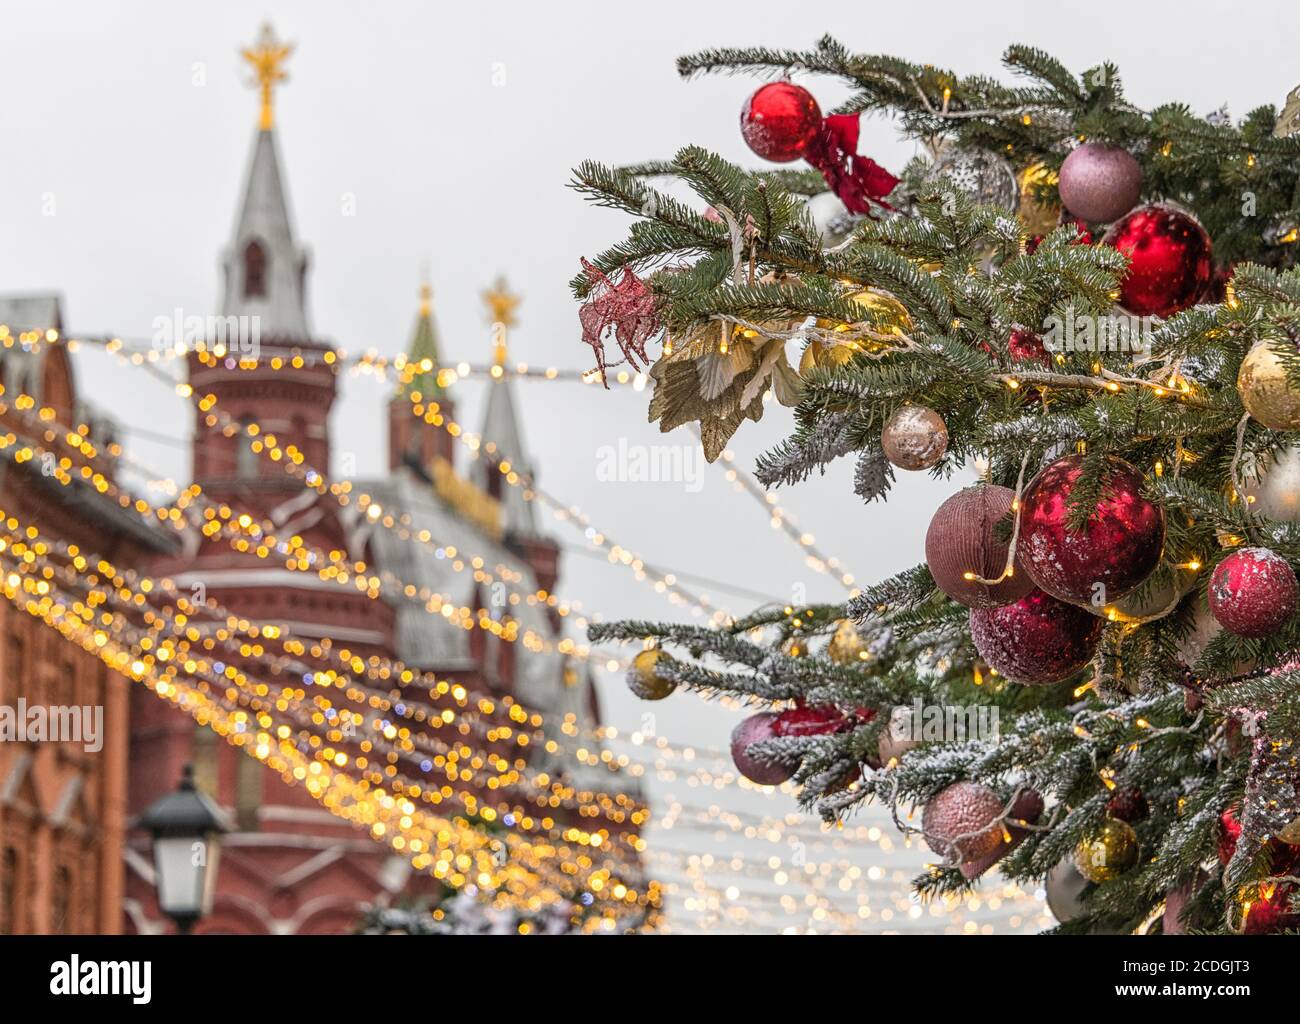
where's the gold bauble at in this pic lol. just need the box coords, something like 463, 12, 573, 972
1074, 818, 1140, 883
881, 404, 948, 471
1017, 162, 1062, 237
827, 619, 866, 664
627, 649, 676, 701
798, 339, 856, 375
1238, 341, 1300, 430
814, 288, 912, 341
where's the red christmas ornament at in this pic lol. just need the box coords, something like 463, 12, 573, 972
1026, 214, 1093, 254
970, 588, 1104, 685
925, 485, 1035, 608
1243, 882, 1300, 934
1218, 806, 1243, 865
1103, 203, 1213, 318
1019, 454, 1166, 606
577, 260, 662, 387
1208, 547, 1299, 638
1106, 786, 1149, 823
774, 703, 849, 737
1007, 327, 1051, 367
739, 82, 822, 163
730, 711, 795, 786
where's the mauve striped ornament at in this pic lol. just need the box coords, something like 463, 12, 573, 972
925, 485, 1035, 608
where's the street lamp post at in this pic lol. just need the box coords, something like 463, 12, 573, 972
138, 764, 231, 934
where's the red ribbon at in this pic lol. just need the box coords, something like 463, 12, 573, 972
805, 114, 900, 216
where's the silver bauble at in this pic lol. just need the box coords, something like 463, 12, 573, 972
1045, 858, 1090, 924
1242, 445, 1300, 522
925, 145, 1019, 213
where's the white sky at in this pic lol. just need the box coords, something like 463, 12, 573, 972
2, 0, 1294, 932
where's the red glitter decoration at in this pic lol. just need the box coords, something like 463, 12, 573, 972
577, 259, 662, 387
969, 588, 1104, 685
774, 703, 849, 737
1106, 786, 1149, 823
730, 711, 795, 786
739, 82, 822, 163
922, 781, 1006, 862
1243, 885, 1300, 934
805, 113, 900, 215
1007, 327, 1051, 367
1103, 203, 1213, 318
1208, 547, 1299, 638
1019, 454, 1166, 606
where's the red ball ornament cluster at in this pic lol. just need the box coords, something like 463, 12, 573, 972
739, 82, 822, 163
1018, 454, 1166, 606
970, 588, 1104, 685
729, 711, 793, 786
1104, 203, 1213, 318
1207, 547, 1299, 637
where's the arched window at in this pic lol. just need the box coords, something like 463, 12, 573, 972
236, 417, 258, 479
243, 240, 268, 298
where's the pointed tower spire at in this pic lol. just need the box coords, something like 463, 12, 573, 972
220, 23, 311, 340
389, 278, 456, 474
474, 278, 538, 538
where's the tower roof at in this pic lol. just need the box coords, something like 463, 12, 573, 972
400, 284, 446, 399
219, 25, 312, 341
472, 279, 538, 538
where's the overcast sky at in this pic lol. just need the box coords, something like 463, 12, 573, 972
4, 0, 1296, 932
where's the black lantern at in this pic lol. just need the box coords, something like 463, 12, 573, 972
138, 764, 230, 933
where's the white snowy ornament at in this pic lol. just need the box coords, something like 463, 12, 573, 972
805, 191, 858, 246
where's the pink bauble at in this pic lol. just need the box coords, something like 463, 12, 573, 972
730, 711, 795, 785
1019, 454, 1165, 605
1208, 547, 1299, 637
925, 485, 1035, 608
970, 588, 1104, 685
739, 82, 822, 163
1058, 143, 1142, 224
922, 781, 1005, 862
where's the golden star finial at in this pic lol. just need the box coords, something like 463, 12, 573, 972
482, 276, 521, 369
483, 276, 521, 329
241, 23, 293, 131
419, 281, 433, 317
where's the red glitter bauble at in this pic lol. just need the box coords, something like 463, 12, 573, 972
1106, 786, 1149, 823
970, 588, 1104, 685
1103, 203, 1213, 318
1243, 883, 1300, 934
925, 485, 1035, 608
774, 703, 848, 737
922, 781, 1006, 863
1208, 547, 1299, 638
1007, 327, 1051, 367
730, 711, 795, 786
739, 82, 822, 163
1019, 454, 1166, 606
